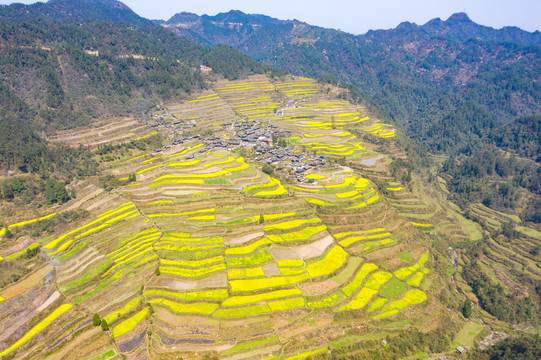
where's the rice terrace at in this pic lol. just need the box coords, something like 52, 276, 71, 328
1, 74, 490, 359
0, 1, 540, 358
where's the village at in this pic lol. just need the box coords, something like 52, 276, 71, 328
146, 118, 327, 183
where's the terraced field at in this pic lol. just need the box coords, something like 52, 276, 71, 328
0, 75, 464, 360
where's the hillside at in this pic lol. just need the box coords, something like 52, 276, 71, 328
0, 72, 475, 360
0, 1, 539, 359
0, 0, 279, 176
0, 72, 539, 359
164, 11, 541, 153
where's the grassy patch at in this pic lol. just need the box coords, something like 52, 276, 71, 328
380, 279, 407, 298
90, 349, 116, 360
205, 178, 230, 185
398, 251, 413, 263
453, 322, 484, 348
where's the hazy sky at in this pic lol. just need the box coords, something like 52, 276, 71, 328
1, 0, 540, 34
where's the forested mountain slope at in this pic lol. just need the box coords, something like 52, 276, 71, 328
0, 0, 275, 173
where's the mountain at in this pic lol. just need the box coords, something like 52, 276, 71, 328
0, 0, 152, 26
422, 12, 541, 45
366, 12, 541, 46
164, 11, 541, 153
0, 0, 277, 174
162, 10, 282, 48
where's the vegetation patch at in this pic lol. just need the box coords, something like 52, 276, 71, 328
384, 289, 427, 311
264, 217, 321, 231
284, 347, 328, 360
222, 289, 302, 307
267, 225, 327, 243
341, 263, 379, 297
103, 297, 140, 323
148, 299, 218, 315
380, 278, 407, 298
229, 273, 309, 292
306, 246, 348, 278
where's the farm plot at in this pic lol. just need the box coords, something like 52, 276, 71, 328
305, 246, 348, 278
101, 230, 161, 278
44, 202, 140, 255
243, 175, 288, 197
155, 233, 226, 276
275, 79, 320, 99
334, 228, 391, 247
216, 78, 279, 120
149, 157, 249, 188
298, 141, 365, 158
338, 271, 393, 311
168, 91, 238, 128
112, 307, 148, 338
361, 123, 396, 138
0, 303, 73, 358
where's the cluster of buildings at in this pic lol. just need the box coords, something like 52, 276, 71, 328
148, 119, 327, 183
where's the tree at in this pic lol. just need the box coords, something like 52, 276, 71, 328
259, 214, 264, 224
45, 178, 70, 205
128, 173, 136, 182
155, 267, 161, 276
93, 313, 101, 326
5, 228, 13, 239
24, 245, 40, 259
101, 319, 109, 331
262, 164, 274, 175
462, 299, 472, 318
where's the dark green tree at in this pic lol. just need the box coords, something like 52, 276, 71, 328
93, 313, 101, 326
101, 319, 109, 331
259, 214, 264, 224
262, 164, 274, 175
462, 299, 472, 318
45, 178, 70, 205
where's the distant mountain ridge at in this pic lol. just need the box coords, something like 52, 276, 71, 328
366, 12, 541, 46
163, 10, 541, 153
166, 10, 541, 46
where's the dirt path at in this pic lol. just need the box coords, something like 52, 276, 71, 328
36, 290, 61, 312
